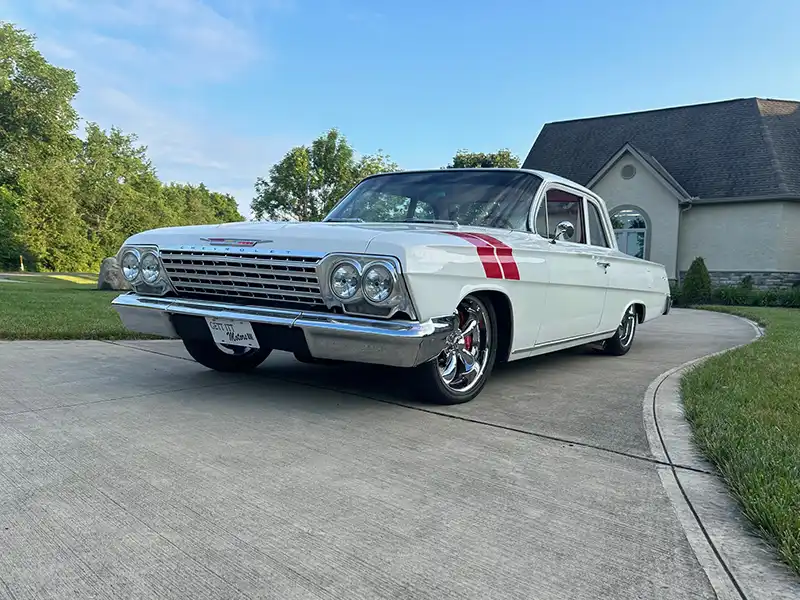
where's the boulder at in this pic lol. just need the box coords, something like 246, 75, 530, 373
97, 257, 131, 291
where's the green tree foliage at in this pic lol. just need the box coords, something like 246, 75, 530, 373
0, 22, 79, 189
446, 149, 520, 169
0, 22, 89, 271
681, 256, 712, 304
251, 128, 400, 221
161, 182, 243, 226
75, 123, 166, 261
0, 22, 244, 271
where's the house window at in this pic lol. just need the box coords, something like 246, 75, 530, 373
610, 207, 648, 259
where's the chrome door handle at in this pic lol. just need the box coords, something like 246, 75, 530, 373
596, 261, 611, 268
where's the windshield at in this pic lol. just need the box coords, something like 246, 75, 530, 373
324, 170, 543, 230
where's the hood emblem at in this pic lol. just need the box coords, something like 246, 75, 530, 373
201, 238, 272, 247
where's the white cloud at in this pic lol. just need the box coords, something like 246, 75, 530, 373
80, 87, 298, 219
7, 0, 298, 218
29, 0, 264, 83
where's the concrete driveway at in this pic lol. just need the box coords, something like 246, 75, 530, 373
0, 309, 756, 600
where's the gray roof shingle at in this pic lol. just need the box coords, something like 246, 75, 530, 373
522, 98, 800, 199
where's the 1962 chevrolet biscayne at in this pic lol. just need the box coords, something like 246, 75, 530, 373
111, 168, 672, 404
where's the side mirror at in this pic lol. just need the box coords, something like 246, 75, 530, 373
553, 220, 575, 242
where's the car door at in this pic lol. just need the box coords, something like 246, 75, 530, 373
582, 194, 619, 333
533, 185, 609, 343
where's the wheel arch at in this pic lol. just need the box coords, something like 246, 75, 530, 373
623, 301, 646, 324
466, 289, 514, 364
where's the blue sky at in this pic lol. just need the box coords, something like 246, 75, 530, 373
3, 0, 800, 217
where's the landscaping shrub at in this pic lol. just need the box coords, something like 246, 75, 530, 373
672, 283, 800, 308
681, 257, 712, 304
670, 257, 800, 308
707, 286, 800, 308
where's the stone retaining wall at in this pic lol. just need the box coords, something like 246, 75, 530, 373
678, 270, 800, 290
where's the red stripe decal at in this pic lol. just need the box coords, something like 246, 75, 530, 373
445, 232, 503, 279
465, 233, 521, 280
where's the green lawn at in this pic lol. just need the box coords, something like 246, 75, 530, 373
0, 274, 158, 340
682, 306, 800, 575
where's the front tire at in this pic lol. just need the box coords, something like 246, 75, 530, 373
413, 294, 497, 405
603, 306, 638, 356
182, 338, 272, 372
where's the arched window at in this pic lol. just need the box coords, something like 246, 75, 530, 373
610, 206, 649, 260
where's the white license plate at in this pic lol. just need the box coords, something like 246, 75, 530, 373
205, 317, 260, 349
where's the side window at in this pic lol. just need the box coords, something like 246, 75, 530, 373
586, 200, 610, 248
534, 188, 586, 243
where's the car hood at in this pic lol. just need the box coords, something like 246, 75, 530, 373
125, 221, 469, 255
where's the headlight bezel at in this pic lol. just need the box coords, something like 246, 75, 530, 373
317, 253, 416, 319
116, 244, 172, 297
139, 250, 161, 284
361, 260, 397, 305
329, 259, 362, 301
120, 248, 142, 282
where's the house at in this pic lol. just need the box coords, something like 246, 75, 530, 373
522, 98, 800, 289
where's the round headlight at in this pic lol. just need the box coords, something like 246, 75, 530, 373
362, 263, 394, 303
140, 252, 160, 284
330, 262, 360, 300
120, 250, 140, 282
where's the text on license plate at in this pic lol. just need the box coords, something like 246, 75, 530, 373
204, 317, 260, 349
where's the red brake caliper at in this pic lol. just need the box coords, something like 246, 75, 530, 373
460, 309, 473, 351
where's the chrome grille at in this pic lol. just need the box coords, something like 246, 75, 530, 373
159, 250, 325, 310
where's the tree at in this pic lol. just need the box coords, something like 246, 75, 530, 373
74, 123, 167, 263
0, 21, 245, 271
681, 256, 712, 304
446, 149, 520, 169
161, 182, 243, 226
251, 128, 401, 221
354, 149, 400, 180
0, 21, 87, 270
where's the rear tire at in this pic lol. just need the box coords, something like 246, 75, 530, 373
413, 294, 497, 405
182, 338, 272, 372
603, 306, 638, 356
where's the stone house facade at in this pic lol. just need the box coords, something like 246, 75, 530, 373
522, 97, 800, 289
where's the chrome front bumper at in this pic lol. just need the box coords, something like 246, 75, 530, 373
111, 293, 456, 368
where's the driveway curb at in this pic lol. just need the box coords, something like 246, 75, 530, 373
642, 310, 800, 599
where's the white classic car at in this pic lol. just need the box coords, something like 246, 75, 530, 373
112, 168, 671, 404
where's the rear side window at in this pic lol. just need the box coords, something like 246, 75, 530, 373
587, 201, 610, 248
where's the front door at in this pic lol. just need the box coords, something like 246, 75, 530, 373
533, 186, 609, 343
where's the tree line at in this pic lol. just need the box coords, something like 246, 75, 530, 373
0, 22, 243, 272
250, 133, 521, 221
1, 21, 522, 272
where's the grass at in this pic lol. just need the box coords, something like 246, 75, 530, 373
0, 274, 159, 340
681, 306, 800, 575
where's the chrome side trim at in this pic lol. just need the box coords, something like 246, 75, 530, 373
512, 329, 617, 355
111, 293, 456, 368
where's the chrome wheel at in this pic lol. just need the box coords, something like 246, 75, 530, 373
437, 296, 491, 393
618, 308, 637, 347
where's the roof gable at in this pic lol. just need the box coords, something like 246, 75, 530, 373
522, 98, 800, 200
586, 142, 691, 200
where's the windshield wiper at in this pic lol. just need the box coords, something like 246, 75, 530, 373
325, 217, 364, 223
401, 219, 459, 227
